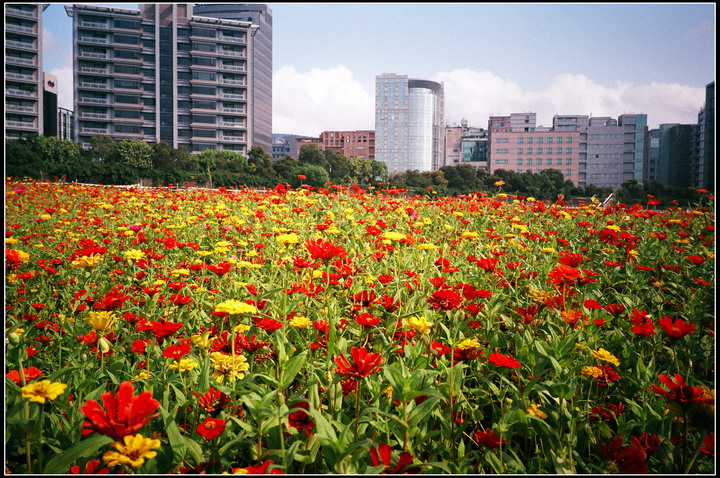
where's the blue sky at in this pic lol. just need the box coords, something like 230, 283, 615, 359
41, 2, 715, 136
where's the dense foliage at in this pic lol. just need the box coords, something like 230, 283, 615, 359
5, 135, 708, 206
5, 179, 714, 474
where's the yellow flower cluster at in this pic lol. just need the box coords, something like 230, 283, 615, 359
211, 352, 249, 383
591, 348, 620, 366
71, 254, 104, 269
214, 300, 258, 316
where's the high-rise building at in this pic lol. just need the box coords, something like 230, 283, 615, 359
696, 81, 714, 191
375, 73, 444, 173
5, 3, 47, 140
192, 4, 273, 155
58, 107, 74, 141
444, 120, 487, 169
43, 72, 58, 138
65, 3, 260, 154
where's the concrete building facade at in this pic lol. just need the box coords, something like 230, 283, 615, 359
5, 3, 47, 140
375, 73, 444, 173
65, 3, 259, 154
319, 130, 375, 159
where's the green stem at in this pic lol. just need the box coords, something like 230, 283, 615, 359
354, 379, 362, 441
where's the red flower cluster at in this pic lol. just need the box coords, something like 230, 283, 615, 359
600, 435, 648, 474
474, 429, 507, 449
488, 352, 521, 369
196, 417, 226, 440
427, 289, 463, 311
334, 346, 383, 379
649, 374, 714, 408
369, 442, 417, 474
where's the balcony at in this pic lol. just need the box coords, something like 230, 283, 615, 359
221, 136, 244, 142
80, 112, 109, 119
79, 97, 108, 104
80, 36, 108, 44
218, 49, 244, 58
6, 72, 35, 82
79, 51, 108, 59
6, 7, 36, 19
220, 64, 245, 72
221, 93, 244, 100
219, 35, 245, 43
5, 120, 36, 129
6, 104, 36, 113
221, 107, 245, 114
79, 67, 109, 75
6, 40, 35, 50
6, 56, 36, 66
221, 122, 245, 128
79, 21, 108, 29
221, 79, 245, 86
6, 24, 36, 35
80, 127, 108, 134
6, 88, 37, 98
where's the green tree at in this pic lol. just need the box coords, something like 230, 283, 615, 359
89, 134, 118, 163
440, 164, 480, 195
295, 163, 330, 188
323, 149, 352, 184
5, 138, 44, 179
247, 146, 276, 181
297, 143, 324, 166
274, 155, 299, 184
117, 138, 153, 169
151, 142, 173, 171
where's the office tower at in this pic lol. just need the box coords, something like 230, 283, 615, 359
696, 81, 714, 191
65, 3, 257, 154
5, 3, 47, 139
192, 4, 272, 155
444, 120, 487, 169
58, 107, 74, 141
375, 73, 444, 173
43, 72, 58, 138
645, 129, 661, 183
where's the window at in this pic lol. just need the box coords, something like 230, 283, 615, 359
115, 34, 139, 45
546, 148, 552, 154
115, 95, 140, 104
193, 129, 216, 138
566, 137, 572, 143
517, 158, 523, 165
565, 170, 572, 176
143, 39, 155, 48
192, 86, 216, 96
566, 148, 572, 154
116, 65, 140, 75
547, 137, 553, 143
526, 138, 533, 144
536, 148, 543, 154
115, 50, 140, 60
517, 138, 523, 143
192, 71, 216, 81
566, 159, 572, 165
115, 109, 141, 119
517, 148, 523, 154
555, 158, 562, 165
193, 27, 215, 38
143, 98, 156, 106
115, 80, 139, 89
546, 159, 552, 165
115, 20, 140, 30
142, 69, 155, 77
192, 101, 215, 110
495, 159, 508, 164
495, 149, 508, 153
116, 124, 141, 134
192, 57, 216, 67
192, 42, 216, 52
496, 138, 509, 143
557, 137, 563, 143
537, 137, 543, 144
526, 158, 533, 165
192, 115, 215, 124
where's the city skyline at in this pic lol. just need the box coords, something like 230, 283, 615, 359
39, 2, 716, 137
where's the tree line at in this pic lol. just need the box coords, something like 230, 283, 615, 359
5, 134, 708, 206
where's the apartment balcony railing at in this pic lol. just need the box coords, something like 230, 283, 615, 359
7, 72, 35, 81
79, 21, 108, 29
221, 122, 245, 128
6, 40, 35, 50
80, 113, 109, 119
6, 56, 36, 66
219, 35, 245, 43
80, 36, 108, 44
6, 121, 36, 129
221, 93, 244, 100
5, 104, 36, 113
79, 67, 109, 74
221, 136, 244, 142
80, 82, 108, 89
80, 97, 108, 104
81, 127, 108, 134
220, 64, 245, 72
221, 79, 245, 86
79, 52, 107, 59
6, 24, 36, 34
218, 49, 244, 57
221, 108, 245, 114
6, 89, 37, 97
6, 7, 36, 19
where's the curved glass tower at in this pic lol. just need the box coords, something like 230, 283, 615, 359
375, 74, 444, 173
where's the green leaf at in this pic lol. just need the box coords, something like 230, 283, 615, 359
43, 435, 114, 474
280, 351, 307, 390
159, 405, 186, 462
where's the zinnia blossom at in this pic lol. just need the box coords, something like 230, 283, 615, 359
427, 289, 463, 311
405, 316, 434, 335
196, 417, 226, 440
304, 238, 347, 261
214, 299, 257, 316
369, 442, 417, 474
6, 366, 44, 386
102, 433, 161, 469
210, 352, 249, 383
488, 352, 521, 369
80, 381, 160, 439
599, 435, 648, 474
334, 346, 383, 379
167, 358, 199, 372
85, 311, 117, 333
527, 404, 548, 419
649, 374, 714, 408
21, 380, 67, 404
71, 254, 104, 269
592, 348, 620, 366
658, 316, 696, 339
474, 429, 507, 449
288, 401, 315, 437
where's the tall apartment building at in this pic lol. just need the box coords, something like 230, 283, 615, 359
43, 72, 58, 138
65, 3, 260, 154
645, 128, 661, 183
694, 81, 714, 191
192, 4, 273, 155
319, 130, 375, 159
488, 113, 581, 186
375, 73, 444, 173
5, 3, 47, 140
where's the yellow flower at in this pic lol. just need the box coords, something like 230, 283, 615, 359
289, 316, 311, 329
234, 323, 251, 334
460, 231, 480, 239
102, 434, 161, 468
85, 311, 117, 333
527, 404, 547, 419
456, 338, 481, 351
170, 268, 190, 276
417, 243, 437, 250
383, 231, 406, 241
592, 348, 620, 366
581, 366, 603, 378
71, 254, 104, 269
123, 249, 145, 262
406, 316, 434, 335
40, 214, 52, 221
6, 238, 18, 245
191, 331, 214, 351
21, 380, 67, 404
541, 247, 557, 254
211, 352, 249, 383
132, 371, 153, 382
494, 180, 505, 187
214, 300, 257, 316
277, 233, 299, 244
168, 359, 199, 373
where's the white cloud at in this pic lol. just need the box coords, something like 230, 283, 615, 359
434, 69, 707, 129
273, 65, 375, 136
49, 66, 74, 111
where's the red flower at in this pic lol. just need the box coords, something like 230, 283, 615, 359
658, 316, 696, 339
355, 312, 382, 328
474, 429, 507, 449
193, 388, 229, 416
593, 365, 621, 387
242, 459, 284, 474
304, 238, 347, 261
427, 289, 463, 311
488, 352, 521, 369
649, 374, 714, 408
686, 255, 706, 265
196, 417, 226, 440
634, 433, 660, 457
700, 433, 714, 457
130, 339, 148, 354
69, 459, 109, 474
475, 256, 499, 272
630, 309, 656, 336
254, 317, 283, 332
162, 339, 191, 360
558, 252, 585, 267
599, 435, 648, 474
288, 401, 315, 436
80, 381, 160, 439
604, 303, 626, 317
369, 442, 417, 474
334, 346, 383, 379
6, 366, 44, 386
590, 403, 624, 423
237, 334, 270, 352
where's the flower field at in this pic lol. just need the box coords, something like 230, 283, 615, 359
5, 178, 715, 474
